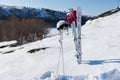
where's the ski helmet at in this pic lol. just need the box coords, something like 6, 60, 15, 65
57, 20, 68, 30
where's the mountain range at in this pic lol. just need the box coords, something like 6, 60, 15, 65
0, 4, 90, 26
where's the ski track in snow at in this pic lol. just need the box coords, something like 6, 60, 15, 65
0, 11, 120, 80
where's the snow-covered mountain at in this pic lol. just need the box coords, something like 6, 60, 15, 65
0, 4, 91, 26
0, 9, 120, 80
0, 4, 66, 20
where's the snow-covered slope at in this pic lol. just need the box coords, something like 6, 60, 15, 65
0, 11, 120, 80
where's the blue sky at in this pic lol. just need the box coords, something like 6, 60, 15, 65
0, 0, 119, 16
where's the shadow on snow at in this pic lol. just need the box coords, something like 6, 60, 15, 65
82, 59, 120, 65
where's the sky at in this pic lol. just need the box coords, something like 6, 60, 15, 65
0, 0, 120, 16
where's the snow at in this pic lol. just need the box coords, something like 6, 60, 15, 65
0, 40, 17, 47
40, 71, 52, 79
46, 28, 59, 37
0, 11, 120, 80
101, 69, 120, 80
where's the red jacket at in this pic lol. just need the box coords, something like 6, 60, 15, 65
66, 10, 77, 25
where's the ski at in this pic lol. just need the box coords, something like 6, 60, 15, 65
65, 7, 82, 64
76, 6, 82, 64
